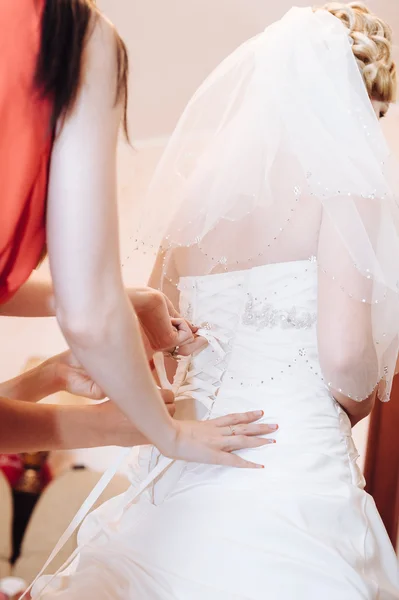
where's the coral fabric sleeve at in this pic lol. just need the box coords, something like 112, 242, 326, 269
0, 0, 53, 303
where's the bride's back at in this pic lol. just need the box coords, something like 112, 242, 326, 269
142, 3, 398, 410
171, 256, 363, 487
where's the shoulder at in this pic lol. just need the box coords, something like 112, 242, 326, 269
83, 14, 121, 87
65, 13, 126, 129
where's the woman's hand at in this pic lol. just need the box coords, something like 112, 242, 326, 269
47, 351, 178, 416
102, 404, 277, 464
0, 351, 106, 405
169, 330, 208, 357
160, 411, 277, 468
128, 287, 197, 353
45, 351, 106, 400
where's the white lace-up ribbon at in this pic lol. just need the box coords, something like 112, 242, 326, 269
24, 327, 224, 599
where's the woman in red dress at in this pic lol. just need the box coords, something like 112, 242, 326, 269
0, 1, 271, 465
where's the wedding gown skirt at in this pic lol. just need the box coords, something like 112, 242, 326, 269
35, 261, 399, 599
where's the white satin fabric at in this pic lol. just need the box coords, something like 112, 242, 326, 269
34, 261, 399, 599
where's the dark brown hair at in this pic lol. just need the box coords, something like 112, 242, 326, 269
34, 0, 129, 135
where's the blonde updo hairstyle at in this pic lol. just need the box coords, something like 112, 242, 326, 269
317, 2, 397, 103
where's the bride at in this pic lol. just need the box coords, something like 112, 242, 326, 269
31, 2, 399, 599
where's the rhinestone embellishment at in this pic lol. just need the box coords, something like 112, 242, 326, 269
182, 303, 193, 321
243, 295, 316, 331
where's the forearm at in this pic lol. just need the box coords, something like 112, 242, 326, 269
0, 280, 54, 317
328, 350, 377, 427
0, 363, 61, 403
333, 389, 376, 427
59, 290, 176, 452
0, 398, 111, 453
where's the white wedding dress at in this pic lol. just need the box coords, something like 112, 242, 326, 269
36, 260, 399, 600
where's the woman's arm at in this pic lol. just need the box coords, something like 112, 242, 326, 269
0, 350, 176, 451
0, 397, 153, 453
0, 351, 273, 455
0, 278, 195, 355
0, 351, 105, 404
334, 392, 375, 428
0, 362, 61, 403
0, 398, 273, 456
47, 17, 177, 451
0, 279, 55, 317
317, 209, 377, 426
44, 17, 274, 468
0, 398, 106, 452
0, 351, 177, 452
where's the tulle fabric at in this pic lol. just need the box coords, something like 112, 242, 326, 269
130, 6, 399, 401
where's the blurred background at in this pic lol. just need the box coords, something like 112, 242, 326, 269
0, 2, 397, 589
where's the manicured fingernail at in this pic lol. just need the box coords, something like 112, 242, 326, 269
266, 439, 276, 444
256, 464, 265, 469
255, 410, 264, 417
269, 424, 278, 430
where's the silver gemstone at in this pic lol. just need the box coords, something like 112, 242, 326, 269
242, 296, 316, 331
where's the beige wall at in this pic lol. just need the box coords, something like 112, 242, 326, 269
97, 0, 399, 141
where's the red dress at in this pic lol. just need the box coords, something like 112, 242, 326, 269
0, 0, 53, 303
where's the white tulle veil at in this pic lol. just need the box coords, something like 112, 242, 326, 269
130, 6, 399, 402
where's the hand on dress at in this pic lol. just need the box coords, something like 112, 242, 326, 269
100, 403, 277, 462
161, 412, 278, 469
46, 352, 277, 463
